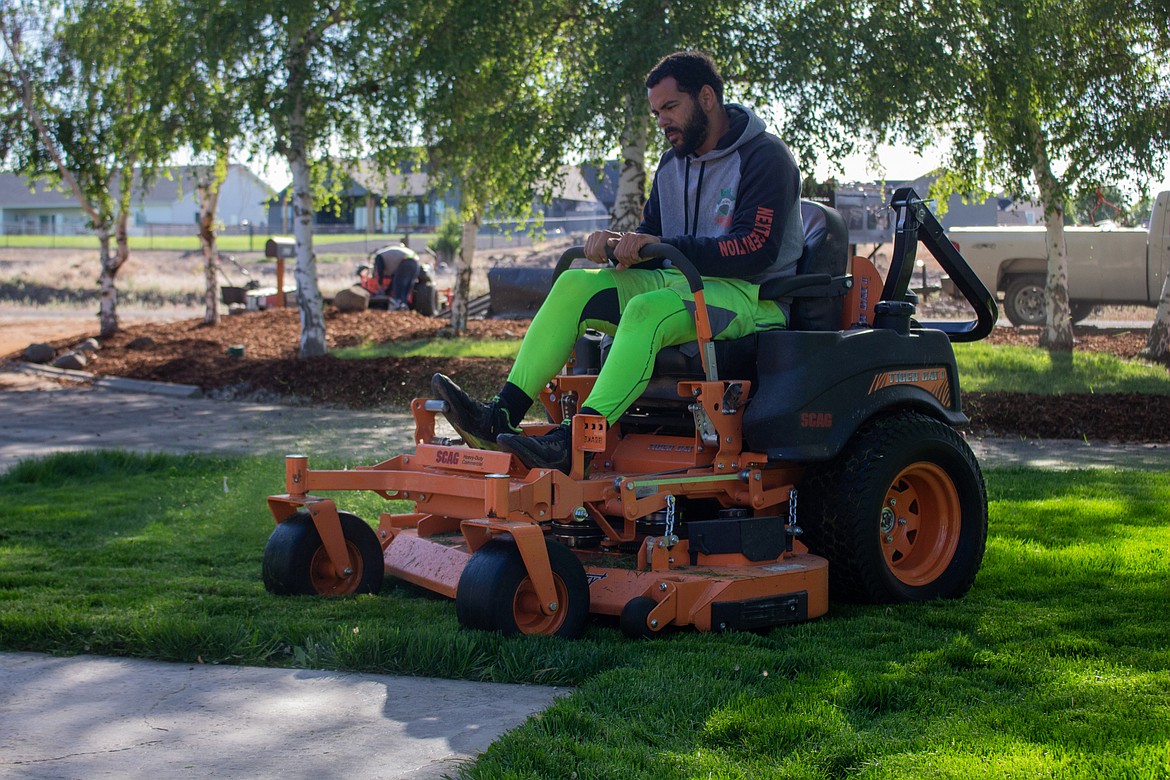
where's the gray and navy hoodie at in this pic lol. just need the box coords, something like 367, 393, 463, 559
637, 103, 803, 286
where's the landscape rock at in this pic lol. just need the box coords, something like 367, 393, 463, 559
51, 351, 88, 371
127, 336, 156, 350
22, 343, 56, 364
333, 286, 370, 313
74, 338, 100, 353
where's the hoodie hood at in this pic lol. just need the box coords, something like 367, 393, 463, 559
691, 104, 766, 163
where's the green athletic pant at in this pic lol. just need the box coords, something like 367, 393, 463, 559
506, 267, 787, 423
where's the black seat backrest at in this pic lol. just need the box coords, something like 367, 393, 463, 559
789, 200, 850, 330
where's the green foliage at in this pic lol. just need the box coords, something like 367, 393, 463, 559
2, 453, 1168, 777
0, 0, 189, 226
427, 211, 463, 265
1072, 183, 1136, 226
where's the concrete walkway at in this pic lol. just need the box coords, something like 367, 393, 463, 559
2, 361, 1168, 779
2, 361, 1168, 472
0, 652, 561, 779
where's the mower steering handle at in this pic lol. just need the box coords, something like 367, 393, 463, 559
552, 243, 704, 294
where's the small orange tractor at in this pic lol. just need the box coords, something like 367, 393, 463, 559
261, 188, 998, 638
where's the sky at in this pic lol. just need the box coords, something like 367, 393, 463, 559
814, 142, 1170, 198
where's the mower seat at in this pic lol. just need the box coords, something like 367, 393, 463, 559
643, 200, 851, 386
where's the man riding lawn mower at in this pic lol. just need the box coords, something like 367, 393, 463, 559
261, 188, 999, 639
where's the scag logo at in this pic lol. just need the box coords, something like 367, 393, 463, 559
435, 449, 461, 465
800, 412, 833, 429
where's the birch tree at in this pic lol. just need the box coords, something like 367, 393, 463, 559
173, 0, 255, 326
236, 1, 419, 357
402, 0, 577, 334
0, 0, 184, 337
1144, 191, 1170, 359
762, 0, 1170, 352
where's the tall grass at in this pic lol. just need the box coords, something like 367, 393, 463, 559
2, 452, 1167, 777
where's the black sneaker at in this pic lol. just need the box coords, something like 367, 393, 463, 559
497, 424, 578, 474
430, 373, 516, 450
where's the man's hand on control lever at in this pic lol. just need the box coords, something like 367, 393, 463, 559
583, 230, 661, 269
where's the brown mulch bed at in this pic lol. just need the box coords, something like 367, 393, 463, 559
12, 308, 1170, 443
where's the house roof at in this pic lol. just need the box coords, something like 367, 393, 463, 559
552, 165, 601, 204
0, 173, 78, 209
346, 160, 431, 198
579, 160, 620, 208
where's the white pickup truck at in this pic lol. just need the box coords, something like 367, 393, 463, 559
948, 190, 1170, 326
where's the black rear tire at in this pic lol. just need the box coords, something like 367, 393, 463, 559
799, 411, 987, 603
1069, 301, 1095, 324
456, 538, 589, 638
262, 511, 384, 596
412, 282, 439, 316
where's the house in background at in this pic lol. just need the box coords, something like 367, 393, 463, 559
267, 159, 456, 234
267, 160, 609, 235
0, 175, 88, 235
579, 160, 621, 217
0, 164, 274, 236
133, 165, 274, 228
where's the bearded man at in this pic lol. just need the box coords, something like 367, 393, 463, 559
433, 50, 804, 473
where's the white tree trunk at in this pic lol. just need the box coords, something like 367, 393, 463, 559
196, 153, 226, 326
99, 197, 133, 338
610, 98, 648, 231
96, 226, 118, 338
1039, 215, 1074, 351
286, 68, 326, 357
449, 212, 479, 335
1144, 274, 1170, 358
1032, 143, 1073, 351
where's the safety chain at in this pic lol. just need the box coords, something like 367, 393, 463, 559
665, 494, 676, 539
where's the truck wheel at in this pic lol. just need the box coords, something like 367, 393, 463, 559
262, 511, 385, 596
412, 282, 439, 316
1069, 301, 1095, 324
799, 411, 987, 603
1003, 275, 1046, 326
455, 538, 589, 638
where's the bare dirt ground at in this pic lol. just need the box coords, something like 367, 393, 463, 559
3, 243, 1169, 443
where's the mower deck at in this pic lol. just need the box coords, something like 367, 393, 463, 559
266, 394, 829, 635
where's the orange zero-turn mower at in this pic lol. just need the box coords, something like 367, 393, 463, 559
262, 187, 999, 638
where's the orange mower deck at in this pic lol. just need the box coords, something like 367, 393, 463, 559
267, 387, 829, 637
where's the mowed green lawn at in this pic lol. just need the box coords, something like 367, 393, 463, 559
1, 452, 1167, 778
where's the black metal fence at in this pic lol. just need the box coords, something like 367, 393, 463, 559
0, 213, 612, 252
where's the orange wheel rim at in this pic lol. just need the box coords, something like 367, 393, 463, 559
879, 461, 961, 586
309, 541, 363, 595
513, 574, 569, 635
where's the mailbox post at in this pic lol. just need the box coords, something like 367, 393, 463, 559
264, 237, 296, 307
